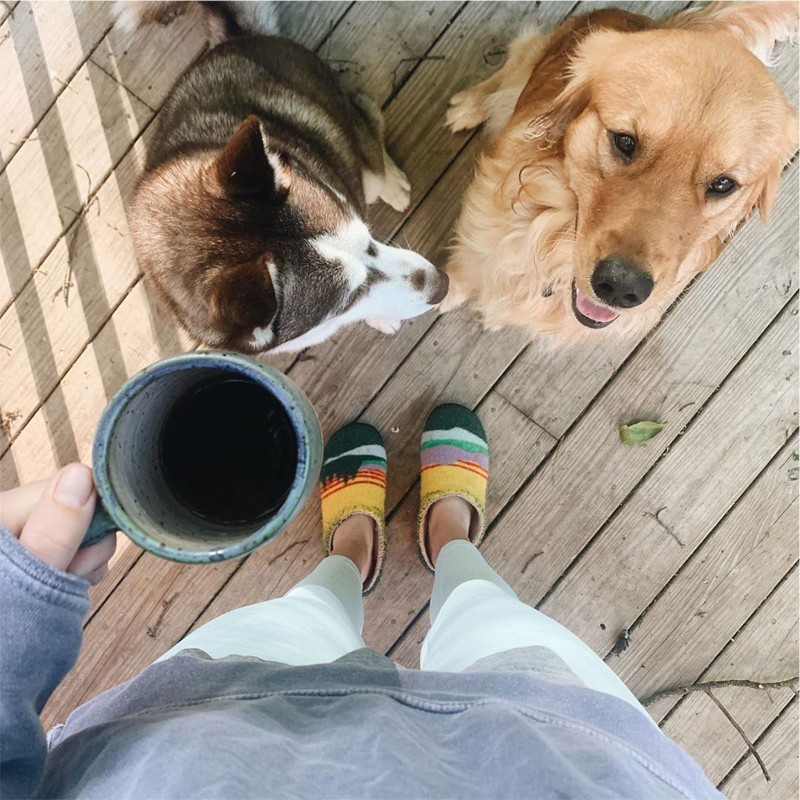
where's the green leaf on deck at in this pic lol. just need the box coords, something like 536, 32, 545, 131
619, 420, 666, 446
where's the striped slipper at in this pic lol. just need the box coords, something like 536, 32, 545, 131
417, 404, 488, 571
320, 423, 387, 594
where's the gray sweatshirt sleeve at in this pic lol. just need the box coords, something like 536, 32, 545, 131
0, 526, 90, 799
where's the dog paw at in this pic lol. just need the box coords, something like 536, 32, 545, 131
366, 317, 403, 335
446, 89, 486, 133
380, 156, 411, 212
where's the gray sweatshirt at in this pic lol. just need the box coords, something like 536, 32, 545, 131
0, 527, 721, 799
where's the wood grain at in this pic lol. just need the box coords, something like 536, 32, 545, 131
539, 297, 799, 662
659, 567, 798, 784
0, 1, 113, 168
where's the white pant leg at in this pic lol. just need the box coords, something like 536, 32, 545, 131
157, 556, 365, 665
421, 540, 649, 716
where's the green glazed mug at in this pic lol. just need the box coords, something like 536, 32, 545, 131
82, 351, 322, 563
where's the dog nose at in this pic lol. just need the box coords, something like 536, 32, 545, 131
591, 257, 653, 308
429, 269, 449, 304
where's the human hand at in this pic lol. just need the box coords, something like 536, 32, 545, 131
0, 464, 116, 584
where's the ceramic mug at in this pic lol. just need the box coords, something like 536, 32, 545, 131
82, 351, 323, 563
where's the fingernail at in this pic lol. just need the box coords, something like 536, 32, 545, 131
53, 464, 94, 508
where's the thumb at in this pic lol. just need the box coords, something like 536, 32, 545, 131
19, 464, 96, 572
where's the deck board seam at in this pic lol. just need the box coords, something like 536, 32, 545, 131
535, 292, 799, 616
658, 559, 800, 730
0, 18, 116, 179
379, 1, 468, 111
87, 54, 160, 112
604, 436, 798, 668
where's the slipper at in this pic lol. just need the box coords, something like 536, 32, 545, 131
417, 404, 488, 571
320, 422, 387, 594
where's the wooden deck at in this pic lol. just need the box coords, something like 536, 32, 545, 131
0, 2, 797, 793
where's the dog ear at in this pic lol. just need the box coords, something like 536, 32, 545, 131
208, 257, 278, 337
668, 2, 798, 65
525, 69, 591, 145
215, 115, 291, 199
754, 163, 782, 222
523, 28, 619, 145
754, 109, 797, 221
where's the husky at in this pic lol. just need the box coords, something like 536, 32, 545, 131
119, 2, 448, 353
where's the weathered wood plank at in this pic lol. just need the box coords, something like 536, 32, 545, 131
275, 1, 352, 50
0, 60, 152, 316
539, 298, 798, 661
613, 440, 799, 692
317, 1, 461, 106
658, 567, 798, 783
0, 143, 148, 459
721, 699, 799, 799
0, 1, 113, 168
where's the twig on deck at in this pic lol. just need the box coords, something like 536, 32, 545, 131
706, 691, 771, 783
640, 676, 799, 707
146, 592, 179, 638
1, 410, 21, 438
52, 74, 78, 94
642, 506, 684, 547
391, 54, 445, 92
521, 551, 543, 574
60, 163, 95, 306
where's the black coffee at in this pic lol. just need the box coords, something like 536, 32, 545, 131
161, 376, 298, 526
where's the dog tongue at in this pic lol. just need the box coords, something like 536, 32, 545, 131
575, 287, 618, 323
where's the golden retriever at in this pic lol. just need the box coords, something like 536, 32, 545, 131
443, 2, 798, 341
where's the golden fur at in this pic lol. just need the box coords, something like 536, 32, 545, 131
444, 3, 798, 342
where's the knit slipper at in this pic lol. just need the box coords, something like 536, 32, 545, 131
320, 422, 387, 594
417, 404, 488, 571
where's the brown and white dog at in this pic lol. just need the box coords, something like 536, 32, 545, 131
120, 2, 448, 354
444, 2, 798, 341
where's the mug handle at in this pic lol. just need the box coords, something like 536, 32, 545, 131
81, 502, 118, 548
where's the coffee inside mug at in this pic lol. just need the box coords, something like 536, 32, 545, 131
99, 360, 305, 558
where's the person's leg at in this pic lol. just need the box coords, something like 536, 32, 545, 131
420, 497, 650, 716
157, 514, 373, 665
159, 421, 388, 666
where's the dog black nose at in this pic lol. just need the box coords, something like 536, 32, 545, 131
591, 257, 653, 308
429, 269, 449, 304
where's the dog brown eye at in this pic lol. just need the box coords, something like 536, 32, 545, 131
708, 176, 737, 196
613, 133, 636, 159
